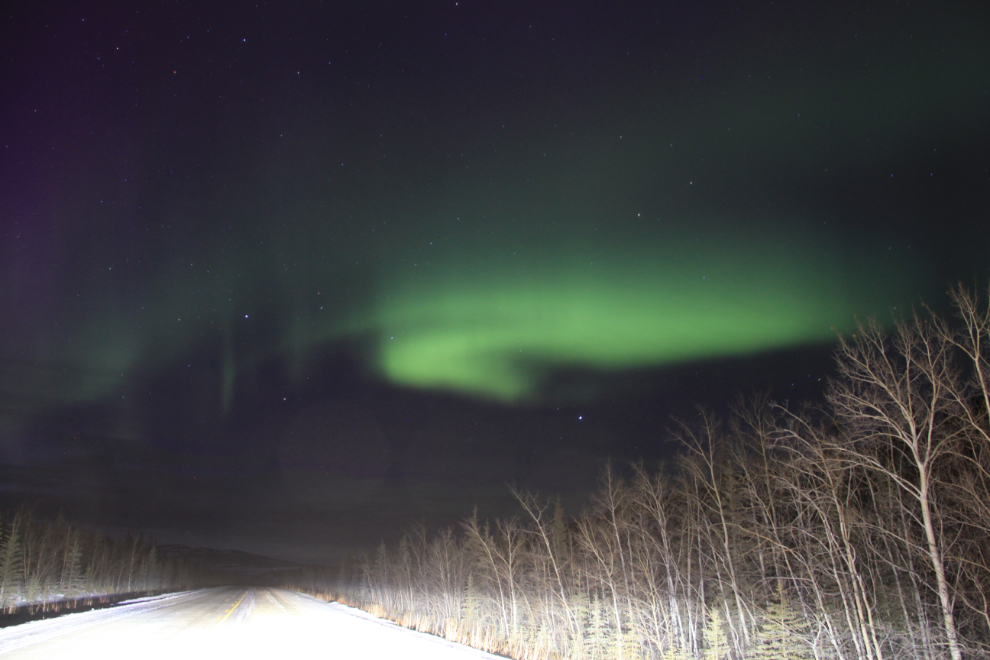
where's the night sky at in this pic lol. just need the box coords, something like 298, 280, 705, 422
1, 1, 988, 563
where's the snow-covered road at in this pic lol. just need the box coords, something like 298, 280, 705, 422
0, 587, 508, 660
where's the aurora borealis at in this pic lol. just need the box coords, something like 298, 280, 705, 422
1, 1, 988, 561
365, 228, 879, 401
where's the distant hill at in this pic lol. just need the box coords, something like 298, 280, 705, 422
158, 545, 317, 584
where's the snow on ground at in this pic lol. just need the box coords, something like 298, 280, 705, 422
0, 588, 510, 659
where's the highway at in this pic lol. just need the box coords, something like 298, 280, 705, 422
0, 587, 507, 659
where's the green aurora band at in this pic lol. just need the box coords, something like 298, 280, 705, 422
1, 211, 919, 426
349, 227, 901, 402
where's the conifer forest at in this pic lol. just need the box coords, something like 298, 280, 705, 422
0, 508, 203, 612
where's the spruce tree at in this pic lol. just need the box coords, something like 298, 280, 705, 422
751, 595, 812, 660
703, 606, 729, 660
0, 514, 22, 608
585, 595, 607, 660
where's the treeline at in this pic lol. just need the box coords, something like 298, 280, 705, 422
0, 507, 206, 611
308, 284, 990, 660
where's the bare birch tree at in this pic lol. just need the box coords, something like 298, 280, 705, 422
828, 313, 964, 660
